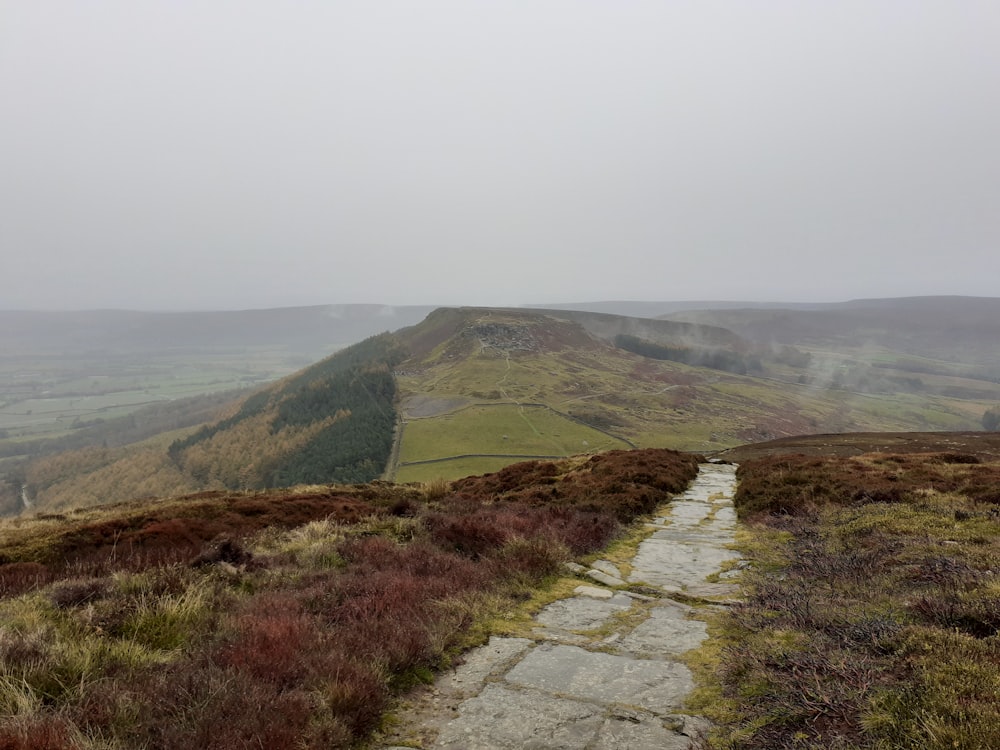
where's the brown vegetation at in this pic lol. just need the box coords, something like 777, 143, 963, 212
702, 438, 1000, 749
0, 448, 700, 749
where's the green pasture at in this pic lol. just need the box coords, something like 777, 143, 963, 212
397, 404, 630, 465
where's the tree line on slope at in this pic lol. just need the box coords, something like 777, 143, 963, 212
16, 335, 406, 513
169, 333, 406, 490
614, 333, 761, 375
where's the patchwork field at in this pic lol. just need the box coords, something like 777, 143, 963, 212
0, 351, 296, 443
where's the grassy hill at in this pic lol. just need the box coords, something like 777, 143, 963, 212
8, 335, 405, 514
10, 301, 1000, 514
388, 306, 999, 482
671, 296, 1000, 383
2, 431, 997, 748
0, 448, 701, 749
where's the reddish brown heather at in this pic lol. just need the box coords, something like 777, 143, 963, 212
0, 491, 378, 595
0, 716, 80, 750
734, 450, 1000, 518
451, 448, 702, 520
0, 448, 702, 749
718, 444, 1000, 749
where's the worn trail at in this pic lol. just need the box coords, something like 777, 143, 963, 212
382, 462, 741, 750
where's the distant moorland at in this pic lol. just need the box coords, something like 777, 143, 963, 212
3, 297, 1000, 515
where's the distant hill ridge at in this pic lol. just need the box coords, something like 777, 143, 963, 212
0, 304, 436, 354
7, 298, 1000, 514
668, 296, 1000, 372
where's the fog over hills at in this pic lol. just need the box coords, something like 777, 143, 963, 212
0, 305, 436, 355
3, 296, 1000, 516
668, 296, 1000, 369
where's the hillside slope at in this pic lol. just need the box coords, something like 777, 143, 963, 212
671, 296, 1000, 377
388, 307, 996, 482
15, 335, 405, 512
10, 302, 1000, 514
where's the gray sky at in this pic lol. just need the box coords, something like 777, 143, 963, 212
3, 1, 999, 311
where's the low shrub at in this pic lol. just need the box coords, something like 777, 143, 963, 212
0, 563, 52, 598
0, 448, 702, 748
0, 715, 81, 750
710, 450, 1000, 749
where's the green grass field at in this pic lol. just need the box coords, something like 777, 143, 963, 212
398, 403, 629, 460
397, 329, 998, 463
393, 404, 631, 481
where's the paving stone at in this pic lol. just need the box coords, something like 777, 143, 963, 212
619, 608, 708, 656
629, 540, 740, 590
535, 594, 632, 631
715, 507, 738, 523
433, 684, 603, 750
586, 569, 626, 587
390, 462, 741, 750
621, 590, 656, 602
675, 714, 714, 740
668, 501, 710, 527
437, 637, 534, 697
531, 627, 592, 646
574, 584, 613, 599
594, 712, 695, 750
504, 643, 694, 714
591, 559, 622, 578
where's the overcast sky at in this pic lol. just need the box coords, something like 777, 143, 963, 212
2, 2, 999, 311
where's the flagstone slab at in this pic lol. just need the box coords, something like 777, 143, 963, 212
382, 462, 741, 750
504, 643, 694, 714
585, 569, 626, 587
594, 713, 696, 750
437, 636, 534, 697
535, 593, 634, 631
574, 584, 614, 599
619, 606, 709, 657
590, 560, 623, 578
434, 684, 604, 750
629, 540, 739, 590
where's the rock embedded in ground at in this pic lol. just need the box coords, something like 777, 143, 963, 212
619, 603, 709, 657
574, 584, 614, 599
590, 559, 623, 578
594, 712, 698, 750
434, 683, 605, 750
629, 540, 740, 591
436, 636, 534, 697
504, 643, 695, 715
535, 593, 634, 631
586, 569, 627, 587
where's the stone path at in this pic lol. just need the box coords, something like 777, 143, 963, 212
382, 462, 740, 750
